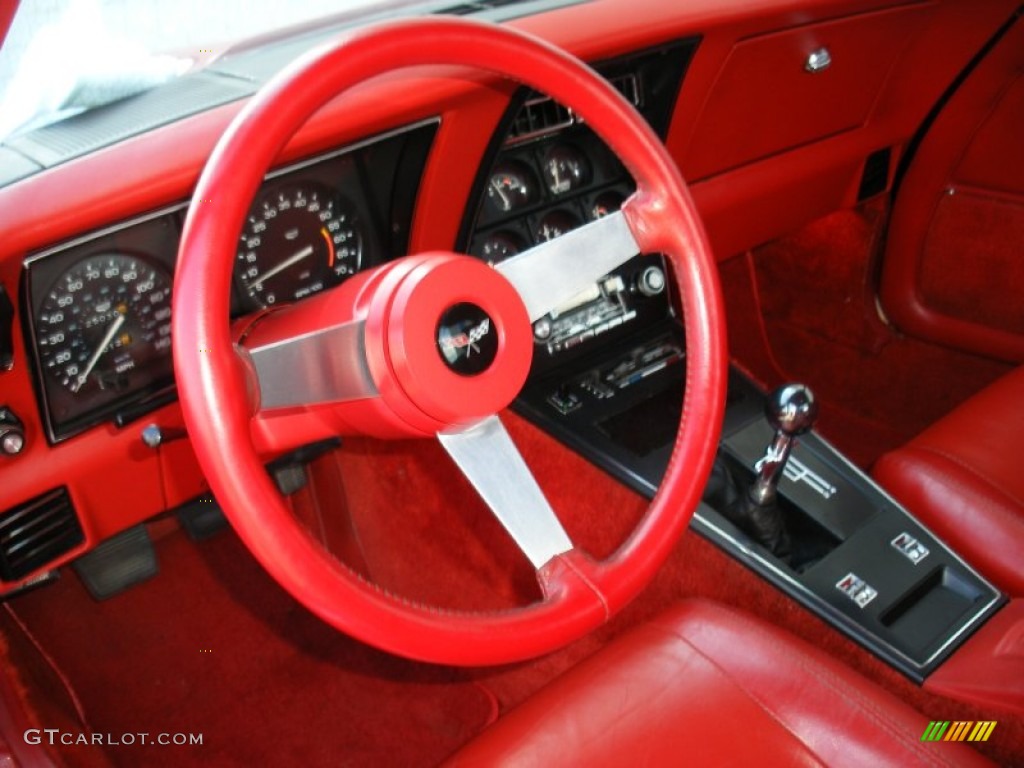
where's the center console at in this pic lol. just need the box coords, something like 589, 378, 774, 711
516, 332, 1004, 681
458, 38, 1005, 683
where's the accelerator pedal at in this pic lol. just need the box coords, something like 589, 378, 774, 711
176, 493, 228, 541
72, 524, 158, 600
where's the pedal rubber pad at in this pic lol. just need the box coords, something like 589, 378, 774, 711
72, 524, 158, 600
176, 493, 228, 541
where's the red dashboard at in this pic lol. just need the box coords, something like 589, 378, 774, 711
1, 0, 1023, 764
0, 0, 1018, 589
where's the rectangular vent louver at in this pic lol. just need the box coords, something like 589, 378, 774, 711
609, 73, 642, 109
507, 72, 642, 143
0, 487, 84, 582
509, 96, 575, 142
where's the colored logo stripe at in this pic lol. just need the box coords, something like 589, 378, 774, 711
969, 722, 998, 742
921, 721, 997, 742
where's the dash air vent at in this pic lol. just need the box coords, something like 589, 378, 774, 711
608, 73, 642, 109
507, 73, 642, 143
0, 488, 84, 581
508, 95, 575, 142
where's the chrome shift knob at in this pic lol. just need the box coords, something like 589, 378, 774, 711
766, 383, 818, 437
750, 383, 818, 506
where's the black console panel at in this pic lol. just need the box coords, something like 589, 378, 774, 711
715, 402, 1003, 680
515, 323, 1004, 681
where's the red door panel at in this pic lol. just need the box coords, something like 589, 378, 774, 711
881, 14, 1024, 362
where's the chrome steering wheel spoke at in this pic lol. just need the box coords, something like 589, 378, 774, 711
495, 209, 640, 322
438, 415, 573, 569
244, 319, 378, 411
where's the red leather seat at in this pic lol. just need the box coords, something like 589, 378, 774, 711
873, 367, 1024, 596
445, 600, 991, 767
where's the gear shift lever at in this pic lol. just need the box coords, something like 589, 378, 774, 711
750, 383, 818, 506
708, 385, 819, 561
713, 383, 817, 558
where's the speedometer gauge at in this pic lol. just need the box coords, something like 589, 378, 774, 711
36, 253, 173, 397
236, 183, 363, 308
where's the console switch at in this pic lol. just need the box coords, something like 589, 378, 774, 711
547, 384, 582, 415
892, 532, 930, 564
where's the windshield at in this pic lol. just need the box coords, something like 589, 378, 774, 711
0, 0, 401, 141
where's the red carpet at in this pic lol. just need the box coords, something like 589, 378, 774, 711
7, 526, 496, 767
720, 202, 1010, 468
5, 410, 1022, 765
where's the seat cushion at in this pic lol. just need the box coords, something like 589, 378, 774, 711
873, 366, 1024, 596
444, 600, 991, 767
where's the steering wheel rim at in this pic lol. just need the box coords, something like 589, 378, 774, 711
173, 16, 727, 666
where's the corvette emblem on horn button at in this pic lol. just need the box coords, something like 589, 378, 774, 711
436, 302, 499, 375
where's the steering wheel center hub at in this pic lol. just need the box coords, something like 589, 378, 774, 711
436, 302, 498, 375
365, 252, 533, 428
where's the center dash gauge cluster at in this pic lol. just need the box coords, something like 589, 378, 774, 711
459, 39, 698, 491
460, 41, 695, 377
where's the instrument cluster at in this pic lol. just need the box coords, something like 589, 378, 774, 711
22, 122, 436, 442
469, 132, 632, 265
463, 93, 670, 376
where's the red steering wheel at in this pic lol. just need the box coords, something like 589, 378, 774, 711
173, 17, 726, 666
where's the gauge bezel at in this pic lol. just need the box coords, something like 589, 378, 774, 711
540, 143, 592, 196
23, 205, 184, 444
234, 182, 367, 310
22, 118, 439, 443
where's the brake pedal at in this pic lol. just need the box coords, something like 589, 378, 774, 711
72, 524, 158, 600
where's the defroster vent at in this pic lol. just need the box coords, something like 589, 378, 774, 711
0, 487, 84, 581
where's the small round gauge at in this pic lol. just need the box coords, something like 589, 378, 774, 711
486, 161, 539, 215
477, 231, 525, 265
237, 183, 363, 308
536, 210, 582, 242
541, 145, 591, 196
590, 191, 626, 220
36, 253, 173, 396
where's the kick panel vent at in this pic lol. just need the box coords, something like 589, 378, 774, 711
0, 487, 84, 581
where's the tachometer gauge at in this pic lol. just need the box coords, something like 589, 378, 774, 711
236, 183, 363, 308
36, 253, 173, 396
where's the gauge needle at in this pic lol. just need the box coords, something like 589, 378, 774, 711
490, 178, 512, 209
247, 245, 314, 290
551, 163, 563, 191
72, 312, 126, 393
